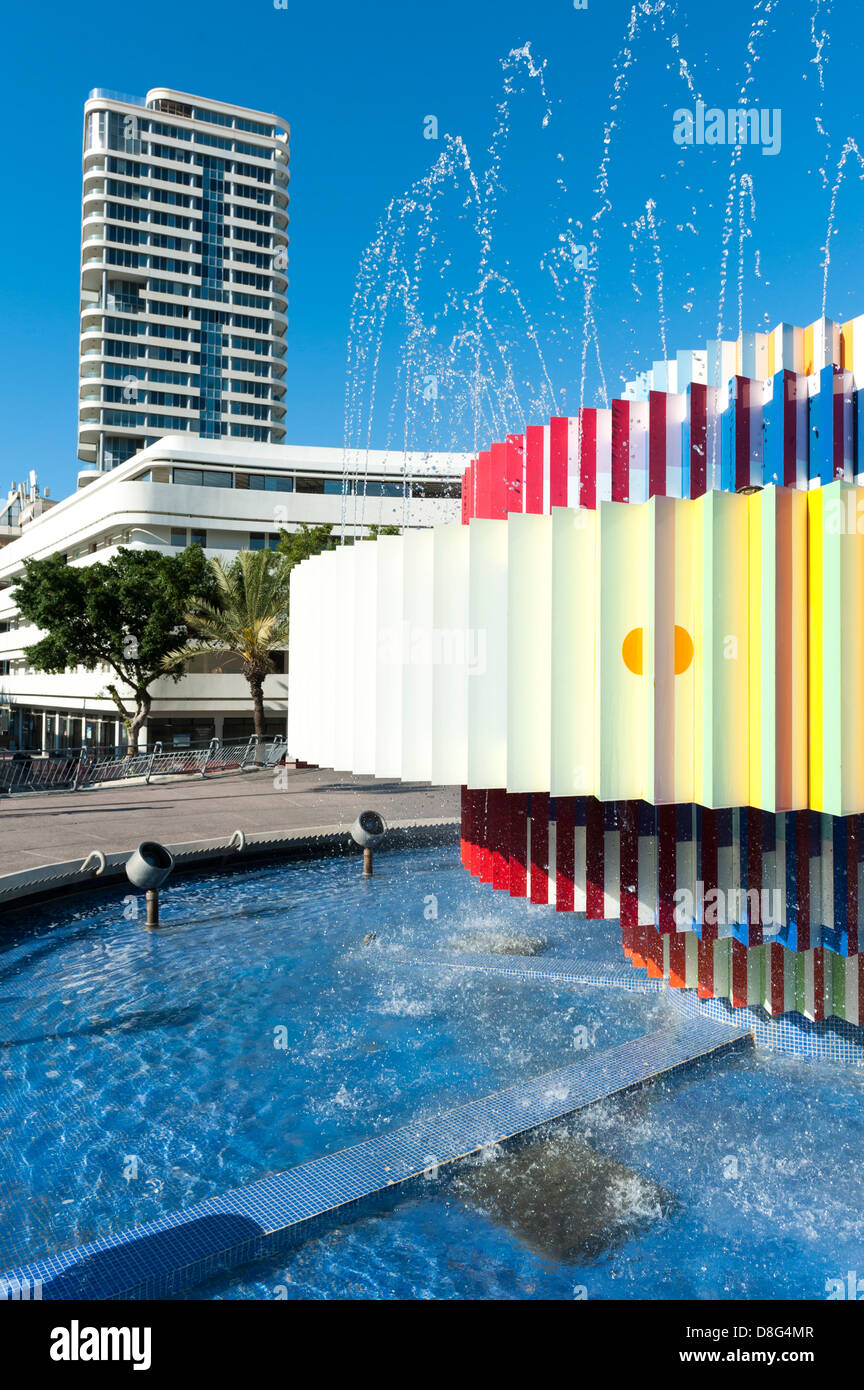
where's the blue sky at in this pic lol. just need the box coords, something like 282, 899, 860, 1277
3, 0, 863, 496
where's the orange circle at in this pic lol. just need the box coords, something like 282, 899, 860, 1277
622, 625, 693, 675
622, 627, 643, 675
674, 625, 694, 675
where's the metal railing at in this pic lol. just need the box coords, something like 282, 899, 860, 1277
0, 735, 286, 796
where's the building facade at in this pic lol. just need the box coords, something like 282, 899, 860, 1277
79, 87, 290, 474
0, 438, 467, 752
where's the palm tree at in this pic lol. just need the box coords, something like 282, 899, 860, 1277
163, 549, 290, 743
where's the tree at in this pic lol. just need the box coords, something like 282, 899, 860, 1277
15, 547, 214, 754
163, 549, 291, 742
276, 522, 339, 570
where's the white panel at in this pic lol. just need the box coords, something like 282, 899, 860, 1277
352, 539, 379, 775
551, 507, 596, 797
331, 545, 356, 773
318, 550, 339, 772
375, 536, 404, 777
401, 528, 434, 781
507, 513, 551, 792
468, 519, 508, 790
431, 524, 470, 785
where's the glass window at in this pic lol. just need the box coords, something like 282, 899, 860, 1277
172, 467, 233, 488
249, 533, 279, 552
190, 529, 207, 547
170, 528, 187, 547
248, 473, 293, 491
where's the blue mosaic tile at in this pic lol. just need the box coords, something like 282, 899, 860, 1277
668, 989, 864, 1063
0, 1015, 749, 1301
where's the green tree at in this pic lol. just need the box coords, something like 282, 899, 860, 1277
163, 549, 291, 742
276, 522, 339, 570
15, 546, 214, 754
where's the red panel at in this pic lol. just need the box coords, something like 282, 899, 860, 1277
489, 788, 509, 889
585, 796, 605, 919
508, 793, 529, 898
649, 390, 667, 497
529, 792, 550, 905
549, 417, 569, 509
476, 450, 492, 520
505, 434, 524, 514
697, 937, 714, 999
657, 805, 677, 933
668, 933, 687, 989
460, 785, 470, 867
525, 424, 544, 514
490, 442, 507, 520
701, 809, 719, 943
618, 800, 639, 930
555, 797, 576, 913
644, 924, 665, 979
579, 408, 597, 510
689, 383, 707, 498
611, 398, 630, 502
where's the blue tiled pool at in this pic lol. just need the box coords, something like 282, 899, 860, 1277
2, 844, 862, 1299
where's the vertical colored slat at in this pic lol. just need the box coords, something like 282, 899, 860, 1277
529, 792, 549, 905
508, 792, 529, 898
555, 796, 576, 912
525, 425, 544, 514
585, 796, 605, 919
549, 417, 569, 508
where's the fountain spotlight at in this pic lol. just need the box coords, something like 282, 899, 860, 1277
349, 811, 386, 877
125, 841, 175, 929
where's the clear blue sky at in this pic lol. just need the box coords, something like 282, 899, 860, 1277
3, 0, 863, 496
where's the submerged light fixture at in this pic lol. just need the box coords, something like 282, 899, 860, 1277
125, 841, 175, 928
350, 811, 386, 877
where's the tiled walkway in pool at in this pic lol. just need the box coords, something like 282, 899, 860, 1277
0, 1015, 751, 1301
399, 950, 667, 992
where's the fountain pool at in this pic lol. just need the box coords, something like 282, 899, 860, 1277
0, 843, 861, 1300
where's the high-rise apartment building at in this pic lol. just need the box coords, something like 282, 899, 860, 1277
79, 87, 290, 472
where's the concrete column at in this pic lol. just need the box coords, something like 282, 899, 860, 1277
213, 713, 224, 743
40, 711, 48, 753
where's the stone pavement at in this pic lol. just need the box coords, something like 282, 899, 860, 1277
0, 767, 459, 875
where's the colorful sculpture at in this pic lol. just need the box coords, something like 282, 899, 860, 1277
289, 313, 864, 1034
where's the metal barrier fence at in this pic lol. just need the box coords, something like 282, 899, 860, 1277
0, 736, 286, 796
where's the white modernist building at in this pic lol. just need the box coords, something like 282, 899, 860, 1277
80, 87, 290, 473
0, 438, 467, 752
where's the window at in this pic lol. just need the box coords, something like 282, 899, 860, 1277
249, 532, 279, 552
190, 529, 207, 547
358, 481, 406, 498
171, 528, 187, 546
248, 473, 293, 492
172, 467, 233, 488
